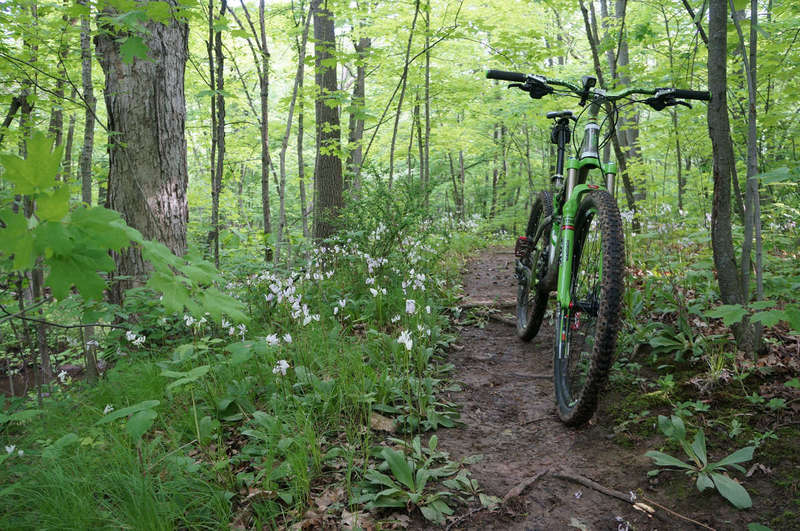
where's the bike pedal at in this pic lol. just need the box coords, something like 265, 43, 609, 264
514, 236, 532, 258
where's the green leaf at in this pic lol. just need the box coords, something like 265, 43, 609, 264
382, 447, 416, 491
644, 450, 695, 470
164, 365, 210, 390
692, 430, 708, 468
364, 469, 398, 489
751, 310, 784, 327
37, 184, 70, 221
202, 286, 248, 323
419, 505, 445, 524
784, 378, 800, 389
71, 207, 137, 250
0, 131, 62, 193
119, 35, 149, 64
713, 446, 755, 469
46, 252, 111, 300
705, 304, 747, 326
42, 432, 79, 459
747, 524, 773, 531
783, 307, 800, 333
696, 472, 714, 492
0, 208, 35, 270
96, 400, 160, 425
148, 271, 191, 313
710, 472, 752, 509
126, 409, 157, 441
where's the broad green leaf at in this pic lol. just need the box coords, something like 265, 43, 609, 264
37, 184, 70, 221
705, 304, 747, 326
382, 447, 415, 491
126, 409, 157, 441
46, 252, 112, 300
784, 307, 800, 333
202, 286, 249, 323
96, 400, 160, 425
148, 271, 191, 313
644, 450, 695, 470
364, 469, 397, 489
713, 446, 755, 469
692, 430, 708, 468
696, 472, 714, 492
119, 35, 149, 64
785, 378, 800, 389
710, 472, 752, 509
751, 310, 784, 327
71, 207, 136, 250
419, 505, 445, 524
164, 365, 210, 390
0, 207, 36, 270
0, 131, 63, 193
34, 221, 73, 257
747, 524, 773, 531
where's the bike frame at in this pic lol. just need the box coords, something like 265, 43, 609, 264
543, 98, 618, 314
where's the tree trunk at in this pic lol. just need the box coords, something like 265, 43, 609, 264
277, 3, 311, 260
388, 0, 421, 188
346, 35, 369, 191
423, 0, 431, 208
80, 3, 96, 206
707, 0, 751, 350
312, 0, 343, 240
63, 89, 77, 183
96, 1, 190, 301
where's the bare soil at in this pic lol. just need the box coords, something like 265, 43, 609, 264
430, 248, 786, 531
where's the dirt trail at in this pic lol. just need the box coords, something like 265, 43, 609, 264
435, 248, 704, 531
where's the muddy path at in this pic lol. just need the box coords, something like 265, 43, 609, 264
433, 248, 742, 531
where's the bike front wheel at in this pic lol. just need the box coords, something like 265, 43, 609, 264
516, 191, 553, 341
553, 190, 624, 426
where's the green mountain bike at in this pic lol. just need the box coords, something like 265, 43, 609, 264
487, 69, 709, 426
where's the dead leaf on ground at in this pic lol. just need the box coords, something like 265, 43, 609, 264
315, 485, 345, 511
369, 412, 396, 433
746, 463, 773, 477
382, 513, 411, 529
341, 509, 376, 531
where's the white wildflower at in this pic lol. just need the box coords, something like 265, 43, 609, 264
283, 333, 292, 343
397, 330, 413, 351
426, 305, 431, 314
103, 404, 114, 415
265, 334, 280, 347
272, 359, 290, 376
406, 299, 416, 314
57, 370, 69, 384
338, 299, 346, 308
5, 445, 15, 454
222, 318, 230, 328
370, 288, 378, 297
391, 314, 401, 323
183, 314, 195, 327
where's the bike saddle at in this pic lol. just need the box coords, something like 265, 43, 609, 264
546, 110, 573, 120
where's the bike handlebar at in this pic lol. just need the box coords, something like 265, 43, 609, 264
486, 69, 527, 83
486, 69, 711, 104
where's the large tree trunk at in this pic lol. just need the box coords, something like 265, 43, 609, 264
312, 0, 343, 240
80, 2, 95, 206
96, 2, 189, 301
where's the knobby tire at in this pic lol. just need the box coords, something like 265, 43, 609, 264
553, 190, 624, 426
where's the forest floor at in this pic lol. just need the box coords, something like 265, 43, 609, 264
419, 247, 788, 531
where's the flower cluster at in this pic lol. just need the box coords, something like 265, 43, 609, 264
272, 359, 290, 376
125, 330, 146, 347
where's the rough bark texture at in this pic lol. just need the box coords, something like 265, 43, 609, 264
96, 3, 189, 300
312, 0, 343, 240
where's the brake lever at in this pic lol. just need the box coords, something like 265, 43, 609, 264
508, 83, 524, 90
644, 96, 692, 111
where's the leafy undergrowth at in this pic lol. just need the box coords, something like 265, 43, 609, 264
0, 208, 497, 529
604, 219, 800, 529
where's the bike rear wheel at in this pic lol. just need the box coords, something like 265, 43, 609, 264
553, 190, 624, 426
516, 191, 553, 341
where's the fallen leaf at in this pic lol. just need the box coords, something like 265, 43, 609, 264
341, 509, 375, 531
569, 516, 589, 530
383, 513, 411, 529
315, 486, 344, 510
369, 412, 396, 433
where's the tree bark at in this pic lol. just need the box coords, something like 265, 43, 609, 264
312, 0, 343, 240
80, 2, 95, 206
388, 0, 421, 188
96, 1, 190, 301
346, 35, 369, 191
276, 2, 311, 260
708, 0, 750, 350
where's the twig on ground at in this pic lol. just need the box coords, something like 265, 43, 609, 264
552, 469, 715, 530
503, 468, 548, 502
459, 300, 516, 310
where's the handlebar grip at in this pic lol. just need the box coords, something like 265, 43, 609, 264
486, 69, 527, 83
673, 89, 710, 101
